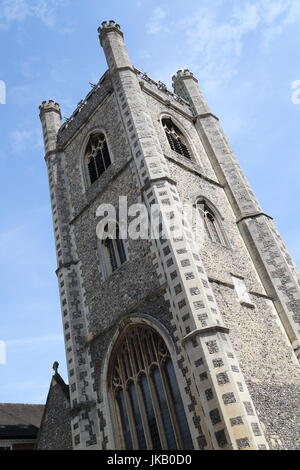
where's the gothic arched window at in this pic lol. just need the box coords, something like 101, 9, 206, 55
85, 133, 111, 184
162, 118, 191, 159
102, 224, 127, 275
109, 324, 194, 450
197, 200, 227, 246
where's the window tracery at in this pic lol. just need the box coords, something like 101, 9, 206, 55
85, 133, 111, 184
197, 200, 227, 246
109, 325, 193, 450
162, 118, 191, 159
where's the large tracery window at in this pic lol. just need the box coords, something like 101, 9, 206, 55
109, 325, 194, 450
85, 132, 111, 184
162, 118, 191, 159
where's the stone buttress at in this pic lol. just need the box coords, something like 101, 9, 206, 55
172, 69, 300, 360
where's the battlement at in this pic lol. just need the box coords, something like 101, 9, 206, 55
172, 69, 198, 85
135, 68, 191, 109
39, 100, 61, 117
98, 20, 123, 45
58, 70, 111, 139
57, 71, 113, 147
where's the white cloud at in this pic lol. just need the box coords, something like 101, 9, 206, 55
2, 0, 29, 22
0, 0, 69, 30
9, 129, 33, 154
9, 127, 42, 155
146, 6, 169, 35
20, 57, 42, 78
6, 335, 63, 346
259, 0, 300, 45
171, 0, 300, 90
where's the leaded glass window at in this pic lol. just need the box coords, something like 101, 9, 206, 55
109, 325, 194, 450
162, 118, 191, 159
198, 201, 226, 246
85, 133, 111, 184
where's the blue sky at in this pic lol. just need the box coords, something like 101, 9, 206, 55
0, 0, 299, 404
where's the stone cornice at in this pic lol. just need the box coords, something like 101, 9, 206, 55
236, 211, 273, 224
44, 149, 58, 162
55, 260, 79, 275
182, 325, 230, 344
194, 112, 219, 121
70, 400, 97, 417
140, 176, 177, 194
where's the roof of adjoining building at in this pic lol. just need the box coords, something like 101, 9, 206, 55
0, 403, 44, 428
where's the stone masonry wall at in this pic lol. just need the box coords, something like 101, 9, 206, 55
41, 23, 300, 449
36, 381, 72, 450
141, 87, 300, 449
61, 92, 161, 338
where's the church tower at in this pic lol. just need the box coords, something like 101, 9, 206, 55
39, 22, 300, 450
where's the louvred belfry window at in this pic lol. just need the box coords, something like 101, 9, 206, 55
85, 133, 111, 184
162, 118, 191, 159
103, 224, 127, 274
109, 325, 194, 450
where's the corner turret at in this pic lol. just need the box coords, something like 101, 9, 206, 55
98, 20, 132, 72
172, 69, 211, 116
39, 100, 62, 156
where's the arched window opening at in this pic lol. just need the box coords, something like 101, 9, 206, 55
109, 325, 194, 450
198, 200, 227, 246
102, 224, 127, 274
162, 118, 191, 159
85, 133, 111, 184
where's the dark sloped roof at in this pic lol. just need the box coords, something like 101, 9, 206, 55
0, 403, 44, 427
0, 425, 39, 439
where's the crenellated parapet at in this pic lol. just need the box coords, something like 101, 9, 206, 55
98, 20, 123, 46
39, 99, 62, 117
172, 69, 198, 85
